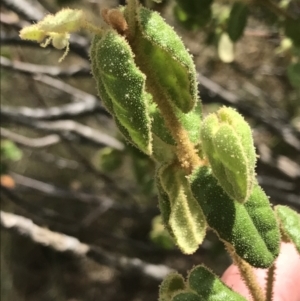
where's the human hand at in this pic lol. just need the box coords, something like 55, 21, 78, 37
222, 242, 300, 301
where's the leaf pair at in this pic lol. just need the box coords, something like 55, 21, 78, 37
159, 266, 247, 301
189, 166, 280, 268
201, 107, 256, 203
90, 5, 201, 162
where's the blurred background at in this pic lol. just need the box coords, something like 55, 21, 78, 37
1, 0, 300, 300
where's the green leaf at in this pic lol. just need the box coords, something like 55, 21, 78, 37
179, 101, 203, 145
98, 147, 123, 172
133, 7, 199, 113
91, 36, 138, 150
175, 0, 213, 16
159, 273, 186, 301
150, 215, 175, 250
151, 101, 202, 147
285, 18, 300, 47
189, 166, 280, 268
172, 292, 202, 301
275, 205, 300, 254
287, 62, 300, 89
218, 33, 235, 63
227, 2, 248, 42
151, 134, 176, 163
156, 172, 174, 237
201, 107, 256, 203
1, 140, 23, 161
188, 265, 247, 300
158, 163, 207, 254
174, 5, 212, 30
90, 31, 152, 155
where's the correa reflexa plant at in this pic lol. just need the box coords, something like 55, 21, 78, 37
19, 1, 300, 300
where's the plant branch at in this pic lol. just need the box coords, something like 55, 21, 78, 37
1, 116, 124, 150
2, 0, 47, 22
265, 263, 276, 301
147, 81, 202, 173
226, 244, 265, 301
1, 127, 60, 148
126, 0, 138, 40
1, 56, 90, 77
0, 210, 173, 281
1, 100, 107, 121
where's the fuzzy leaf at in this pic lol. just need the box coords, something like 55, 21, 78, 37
132, 7, 199, 113
159, 273, 186, 301
156, 172, 174, 237
190, 166, 280, 268
150, 216, 175, 250
227, 2, 248, 42
275, 205, 300, 254
90, 35, 135, 146
19, 24, 47, 43
37, 8, 84, 33
201, 107, 256, 203
158, 163, 207, 254
151, 101, 202, 147
188, 265, 247, 301
218, 33, 234, 63
172, 292, 202, 301
151, 134, 176, 163
90, 31, 152, 155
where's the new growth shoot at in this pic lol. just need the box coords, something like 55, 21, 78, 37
19, 8, 101, 62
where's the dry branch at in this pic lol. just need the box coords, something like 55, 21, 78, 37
0, 210, 173, 281
1, 117, 124, 150
1, 127, 60, 148
1, 56, 90, 77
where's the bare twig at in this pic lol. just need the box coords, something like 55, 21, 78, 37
27, 150, 80, 170
0, 34, 38, 48
11, 172, 126, 210
261, 186, 300, 209
1, 100, 107, 121
33, 74, 106, 111
1, 56, 90, 77
1, 116, 124, 150
1, 79, 109, 121
0, 210, 173, 280
1, 127, 60, 148
1, 34, 90, 60
257, 143, 300, 180
1, 185, 75, 225
2, 0, 47, 22
33, 119, 123, 150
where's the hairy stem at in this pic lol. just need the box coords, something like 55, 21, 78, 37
83, 21, 103, 35
126, 0, 138, 40
148, 84, 202, 173
226, 244, 265, 301
265, 263, 276, 301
